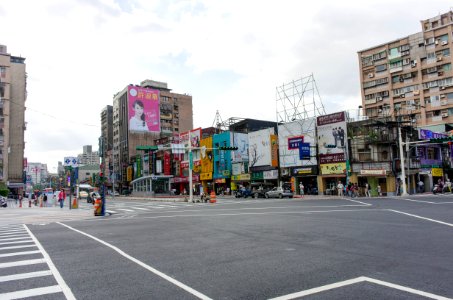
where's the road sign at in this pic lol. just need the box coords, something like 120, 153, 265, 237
64, 156, 78, 167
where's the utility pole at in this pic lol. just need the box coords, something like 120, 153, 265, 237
398, 125, 408, 196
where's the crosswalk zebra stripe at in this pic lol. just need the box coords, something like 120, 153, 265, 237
0, 250, 41, 258
0, 258, 46, 269
0, 236, 31, 241
0, 270, 52, 282
0, 285, 62, 299
130, 207, 150, 211
0, 240, 34, 246
0, 244, 37, 251
116, 208, 135, 212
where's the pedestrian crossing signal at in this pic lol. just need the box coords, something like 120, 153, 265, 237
218, 146, 238, 150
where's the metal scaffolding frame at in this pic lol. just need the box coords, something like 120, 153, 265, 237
276, 74, 326, 123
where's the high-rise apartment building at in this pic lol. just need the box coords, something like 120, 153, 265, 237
0, 44, 26, 194
77, 145, 100, 166
112, 79, 193, 191
358, 10, 453, 131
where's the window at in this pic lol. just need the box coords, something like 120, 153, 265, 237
0, 67, 5, 78
375, 64, 387, 72
372, 51, 387, 61
425, 37, 435, 45
389, 47, 400, 57
437, 34, 448, 42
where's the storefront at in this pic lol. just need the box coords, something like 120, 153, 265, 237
200, 172, 213, 195
317, 162, 347, 195
171, 174, 200, 195
357, 169, 389, 196
291, 166, 318, 195
231, 173, 251, 192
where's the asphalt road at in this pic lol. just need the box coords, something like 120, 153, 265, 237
1, 194, 453, 299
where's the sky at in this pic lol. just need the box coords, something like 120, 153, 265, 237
0, 0, 451, 172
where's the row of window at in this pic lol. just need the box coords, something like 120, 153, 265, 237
363, 77, 389, 89
364, 90, 390, 100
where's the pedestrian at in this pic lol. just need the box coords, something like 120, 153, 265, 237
417, 179, 424, 193
364, 182, 371, 197
58, 189, 65, 208
299, 182, 304, 198
446, 178, 451, 193
43, 193, 48, 207
353, 183, 359, 198
337, 181, 344, 197
377, 184, 382, 196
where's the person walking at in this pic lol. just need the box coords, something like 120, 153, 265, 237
364, 182, 371, 197
43, 193, 48, 207
418, 180, 424, 193
58, 189, 65, 209
337, 181, 344, 197
377, 184, 382, 196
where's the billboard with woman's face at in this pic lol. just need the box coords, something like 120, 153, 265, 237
128, 86, 160, 132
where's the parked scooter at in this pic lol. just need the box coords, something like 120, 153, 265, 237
0, 197, 7, 208
234, 188, 251, 198
432, 184, 443, 194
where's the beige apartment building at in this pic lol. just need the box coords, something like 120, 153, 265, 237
0, 44, 26, 193
358, 10, 453, 131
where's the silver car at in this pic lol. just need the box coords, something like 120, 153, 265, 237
265, 187, 293, 198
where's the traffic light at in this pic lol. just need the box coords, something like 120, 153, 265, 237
429, 136, 453, 143
218, 146, 238, 150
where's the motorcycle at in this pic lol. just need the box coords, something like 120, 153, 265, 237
234, 189, 251, 198
432, 184, 443, 194
0, 197, 7, 208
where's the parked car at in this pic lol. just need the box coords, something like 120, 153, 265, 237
250, 182, 274, 198
265, 187, 293, 199
108, 190, 120, 196
79, 191, 88, 198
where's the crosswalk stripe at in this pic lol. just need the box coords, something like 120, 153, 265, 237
0, 236, 31, 241
0, 244, 37, 251
0, 240, 33, 246
0, 270, 52, 282
116, 208, 135, 212
0, 229, 25, 234
0, 285, 62, 299
0, 250, 41, 258
0, 233, 28, 238
0, 258, 46, 268
106, 210, 117, 214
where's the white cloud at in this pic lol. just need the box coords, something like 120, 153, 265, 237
0, 0, 451, 170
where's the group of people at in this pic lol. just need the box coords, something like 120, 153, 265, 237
336, 181, 379, 197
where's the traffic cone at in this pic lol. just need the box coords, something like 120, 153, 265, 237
72, 197, 78, 209
210, 191, 216, 203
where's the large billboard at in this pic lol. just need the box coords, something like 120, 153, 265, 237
317, 111, 348, 170
128, 86, 160, 132
248, 128, 274, 168
231, 132, 249, 163
278, 118, 317, 168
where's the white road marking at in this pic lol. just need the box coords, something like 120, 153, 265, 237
116, 208, 135, 212
0, 229, 26, 234
130, 207, 150, 211
0, 236, 31, 241
0, 232, 29, 238
0, 258, 46, 268
388, 209, 453, 227
0, 270, 52, 282
0, 285, 62, 299
0, 250, 41, 258
57, 222, 213, 300
0, 244, 37, 251
343, 198, 372, 206
106, 210, 117, 214
140, 209, 380, 220
269, 276, 451, 300
0, 240, 33, 246
399, 198, 436, 204
23, 224, 76, 300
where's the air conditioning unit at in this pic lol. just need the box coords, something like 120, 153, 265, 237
376, 96, 383, 101
440, 86, 446, 90
435, 40, 439, 45
441, 94, 446, 98
368, 73, 374, 78
442, 113, 449, 118
442, 40, 448, 46
400, 94, 405, 98
437, 56, 443, 61
441, 100, 448, 105
411, 61, 417, 67
414, 90, 420, 95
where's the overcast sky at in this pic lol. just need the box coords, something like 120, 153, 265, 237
0, 0, 451, 172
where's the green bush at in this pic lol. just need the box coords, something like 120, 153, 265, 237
0, 189, 9, 197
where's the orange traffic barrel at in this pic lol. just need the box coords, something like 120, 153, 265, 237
210, 191, 216, 203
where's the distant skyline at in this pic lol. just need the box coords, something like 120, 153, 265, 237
0, 0, 451, 170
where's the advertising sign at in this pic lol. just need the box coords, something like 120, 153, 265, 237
248, 128, 274, 168
231, 133, 249, 162
317, 112, 348, 164
190, 128, 201, 148
320, 162, 346, 175
419, 129, 447, 140
299, 143, 310, 160
278, 119, 317, 168
128, 86, 160, 132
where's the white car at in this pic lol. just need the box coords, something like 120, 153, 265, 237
108, 190, 119, 196
265, 187, 294, 199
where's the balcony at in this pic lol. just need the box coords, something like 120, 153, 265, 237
160, 113, 173, 120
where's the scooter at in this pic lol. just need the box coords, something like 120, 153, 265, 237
0, 197, 7, 208
432, 184, 443, 194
